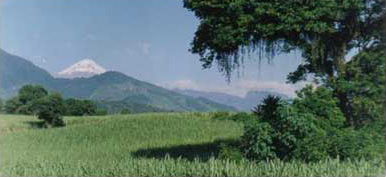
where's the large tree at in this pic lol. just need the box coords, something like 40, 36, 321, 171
184, 0, 385, 81
184, 0, 385, 127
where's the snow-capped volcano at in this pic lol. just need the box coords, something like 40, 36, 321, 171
57, 59, 107, 79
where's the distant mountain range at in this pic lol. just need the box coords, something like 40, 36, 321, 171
0, 49, 236, 112
174, 89, 289, 111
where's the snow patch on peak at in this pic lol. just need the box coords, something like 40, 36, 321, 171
57, 59, 107, 79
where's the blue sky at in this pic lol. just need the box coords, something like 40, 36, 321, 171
0, 0, 304, 96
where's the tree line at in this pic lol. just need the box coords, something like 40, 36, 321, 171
0, 85, 106, 127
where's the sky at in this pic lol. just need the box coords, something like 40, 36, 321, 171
0, 0, 305, 97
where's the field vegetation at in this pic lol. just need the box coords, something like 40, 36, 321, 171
0, 113, 384, 176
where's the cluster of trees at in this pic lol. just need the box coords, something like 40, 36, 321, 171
185, 0, 385, 162
3, 85, 101, 127
4, 85, 99, 117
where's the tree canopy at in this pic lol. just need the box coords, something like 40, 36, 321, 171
184, 0, 385, 81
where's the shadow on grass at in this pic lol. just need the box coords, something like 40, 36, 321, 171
24, 121, 46, 129
131, 139, 238, 162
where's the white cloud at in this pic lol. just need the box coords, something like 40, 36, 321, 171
164, 79, 310, 98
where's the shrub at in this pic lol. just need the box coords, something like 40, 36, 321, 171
292, 129, 330, 162
121, 108, 131, 115
219, 143, 244, 162
329, 128, 383, 160
239, 88, 382, 162
241, 121, 277, 161
293, 85, 345, 130
35, 93, 65, 127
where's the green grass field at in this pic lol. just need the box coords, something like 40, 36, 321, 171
0, 113, 384, 176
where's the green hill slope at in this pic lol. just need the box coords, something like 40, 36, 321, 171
0, 49, 54, 98
0, 49, 236, 112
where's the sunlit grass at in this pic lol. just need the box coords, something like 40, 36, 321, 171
0, 113, 384, 176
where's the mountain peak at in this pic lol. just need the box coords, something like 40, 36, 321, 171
57, 59, 107, 79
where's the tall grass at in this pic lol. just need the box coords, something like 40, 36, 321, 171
0, 113, 384, 176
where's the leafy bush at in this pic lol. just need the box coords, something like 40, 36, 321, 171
329, 128, 384, 160
293, 86, 345, 130
239, 88, 381, 162
219, 142, 244, 162
241, 121, 277, 160
35, 93, 65, 127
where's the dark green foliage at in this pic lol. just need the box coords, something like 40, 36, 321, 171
18, 85, 48, 105
0, 98, 3, 112
35, 93, 65, 127
241, 121, 277, 161
293, 86, 346, 130
210, 111, 231, 119
4, 97, 22, 114
64, 99, 97, 116
212, 112, 254, 123
4, 85, 49, 115
329, 128, 384, 160
219, 142, 244, 162
229, 112, 254, 123
252, 96, 281, 125
332, 47, 385, 128
184, 0, 385, 80
120, 109, 131, 115
240, 88, 380, 162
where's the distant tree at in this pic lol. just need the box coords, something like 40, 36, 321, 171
5, 85, 49, 115
4, 97, 22, 114
0, 98, 3, 113
120, 108, 131, 115
64, 99, 97, 116
81, 100, 97, 115
18, 85, 48, 104
64, 98, 82, 116
35, 93, 65, 127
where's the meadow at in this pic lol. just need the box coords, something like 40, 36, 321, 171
0, 113, 384, 176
